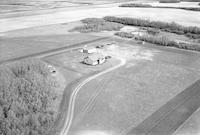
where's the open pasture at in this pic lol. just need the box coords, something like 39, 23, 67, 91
0, 33, 101, 63
67, 40, 200, 135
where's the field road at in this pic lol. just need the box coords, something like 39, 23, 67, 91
59, 57, 126, 135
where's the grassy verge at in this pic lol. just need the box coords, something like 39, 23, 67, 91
70, 18, 123, 33
136, 35, 200, 51
0, 58, 61, 135
104, 16, 200, 39
119, 3, 200, 12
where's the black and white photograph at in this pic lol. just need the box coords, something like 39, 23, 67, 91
1, 0, 200, 134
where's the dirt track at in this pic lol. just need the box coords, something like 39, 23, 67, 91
59, 57, 126, 135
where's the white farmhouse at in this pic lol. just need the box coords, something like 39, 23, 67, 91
84, 53, 106, 66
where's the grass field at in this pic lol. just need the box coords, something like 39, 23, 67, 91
0, 33, 101, 62
65, 41, 200, 135
43, 40, 120, 75
1, 21, 83, 38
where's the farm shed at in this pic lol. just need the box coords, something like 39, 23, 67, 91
84, 53, 106, 65
83, 47, 97, 54
131, 30, 145, 37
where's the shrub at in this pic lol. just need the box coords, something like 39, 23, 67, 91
114, 32, 135, 38
70, 18, 123, 33
104, 16, 200, 39
159, 0, 180, 3
0, 58, 60, 135
147, 28, 160, 35
119, 2, 200, 12
137, 34, 200, 51
119, 3, 152, 7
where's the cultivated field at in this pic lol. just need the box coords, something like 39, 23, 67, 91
1, 3, 200, 33
0, 0, 131, 14
65, 40, 200, 135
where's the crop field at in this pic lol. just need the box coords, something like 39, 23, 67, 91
0, 33, 101, 63
0, 0, 131, 14
66, 41, 200, 135
2, 2, 200, 33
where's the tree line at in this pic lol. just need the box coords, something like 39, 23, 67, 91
0, 58, 60, 135
136, 34, 200, 51
104, 16, 200, 39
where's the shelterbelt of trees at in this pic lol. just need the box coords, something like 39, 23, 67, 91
104, 16, 200, 39
136, 35, 200, 51
0, 59, 60, 135
70, 18, 123, 32
119, 3, 200, 11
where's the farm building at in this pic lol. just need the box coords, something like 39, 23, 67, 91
84, 53, 106, 65
131, 30, 145, 37
120, 26, 138, 33
48, 65, 56, 74
83, 47, 96, 54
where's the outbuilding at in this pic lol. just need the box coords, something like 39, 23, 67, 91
84, 53, 106, 66
83, 47, 96, 54
131, 30, 145, 37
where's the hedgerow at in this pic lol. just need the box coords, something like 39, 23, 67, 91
136, 35, 200, 51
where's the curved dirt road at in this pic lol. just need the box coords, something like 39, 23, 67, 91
59, 57, 126, 135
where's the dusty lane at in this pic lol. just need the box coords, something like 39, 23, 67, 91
59, 57, 126, 135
